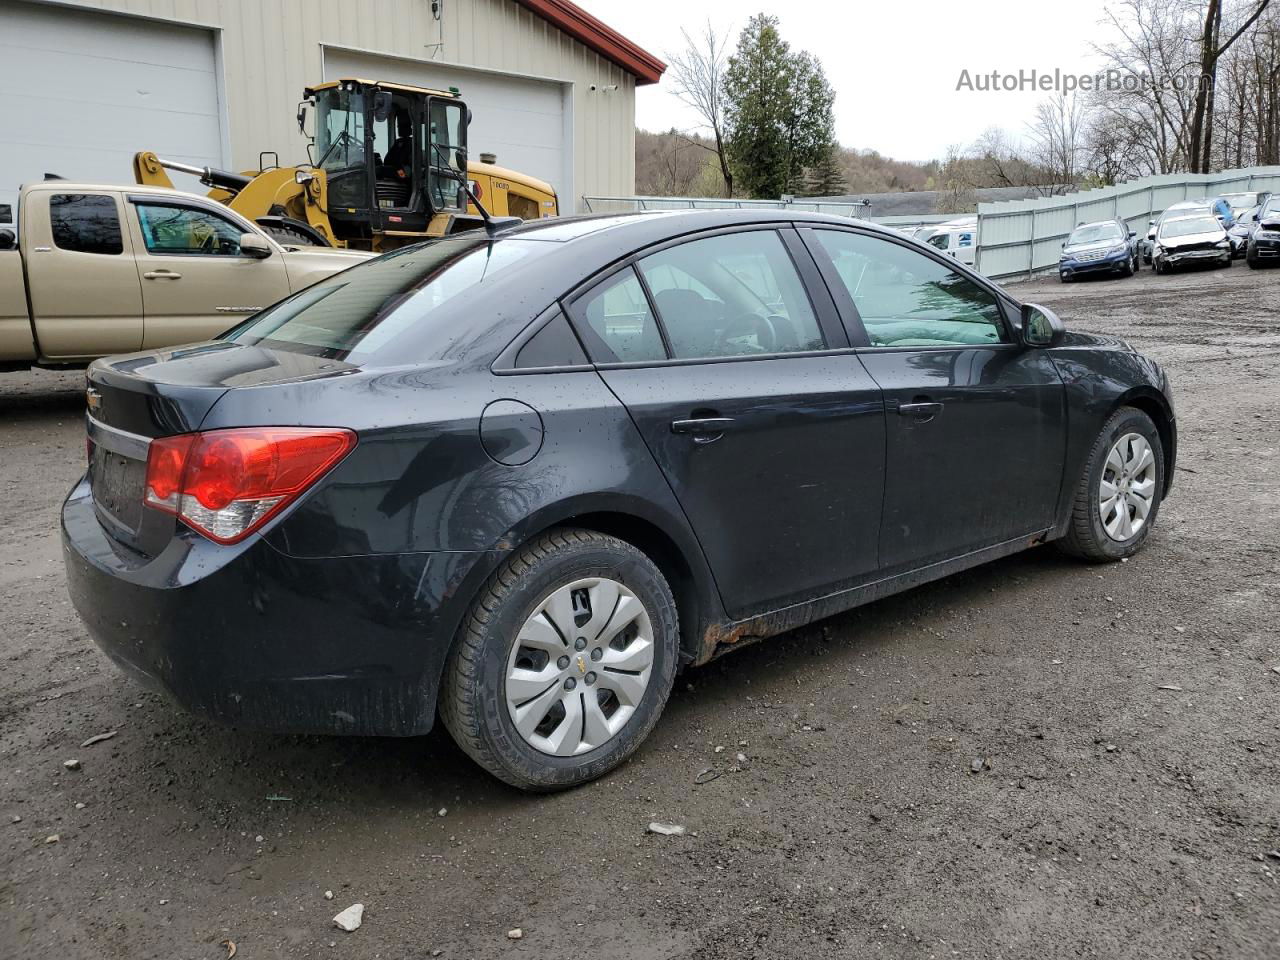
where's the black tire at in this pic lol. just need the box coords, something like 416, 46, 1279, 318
1060, 273, 1073, 284
1222, 254, 1233, 269
1056, 407, 1165, 563
1121, 256, 1134, 277
1247, 256, 1260, 269
439, 528, 679, 792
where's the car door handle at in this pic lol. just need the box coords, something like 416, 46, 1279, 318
143, 270, 182, 280
671, 417, 736, 436
897, 401, 943, 420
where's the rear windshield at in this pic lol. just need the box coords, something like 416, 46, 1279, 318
225, 235, 556, 361
1067, 223, 1123, 244
1159, 217, 1220, 238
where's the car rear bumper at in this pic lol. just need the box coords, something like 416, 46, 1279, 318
62, 475, 491, 736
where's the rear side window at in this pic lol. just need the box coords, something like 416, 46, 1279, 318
636, 230, 824, 359
50, 194, 123, 255
574, 268, 666, 363
514, 309, 587, 368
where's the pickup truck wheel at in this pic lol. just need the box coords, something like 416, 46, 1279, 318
1056, 408, 1164, 563
439, 528, 679, 792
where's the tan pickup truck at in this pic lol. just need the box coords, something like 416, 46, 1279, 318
0, 182, 372, 370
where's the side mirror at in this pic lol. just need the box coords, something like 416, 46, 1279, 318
0, 229, 14, 251
239, 233, 273, 259
1128, 231, 1136, 238
296, 102, 312, 138
1021, 303, 1065, 348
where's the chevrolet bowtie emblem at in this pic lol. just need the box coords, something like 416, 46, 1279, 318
576, 655, 587, 675
85, 386, 101, 413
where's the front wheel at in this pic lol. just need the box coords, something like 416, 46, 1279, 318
439, 529, 679, 791
1056, 408, 1164, 562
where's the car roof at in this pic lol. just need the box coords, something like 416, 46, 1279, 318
505, 208, 904, 245
20, 181, 212, 200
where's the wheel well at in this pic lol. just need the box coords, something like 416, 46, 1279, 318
555, 511, 704, 665
1122, 394, 1174, 492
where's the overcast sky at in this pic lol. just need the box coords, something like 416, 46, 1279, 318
582, 0, 1114, 162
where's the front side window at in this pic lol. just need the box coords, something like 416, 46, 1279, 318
575, 268, 666, 363
637, 230, 824, 359
813, 230, 1006, 348
927, 232, 949, 250
135, 204, 247, 256
50, 194, 123, 255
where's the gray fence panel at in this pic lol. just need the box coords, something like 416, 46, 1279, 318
975, 166, 1280, 280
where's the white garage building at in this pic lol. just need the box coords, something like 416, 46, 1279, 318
0, 0, 663, 221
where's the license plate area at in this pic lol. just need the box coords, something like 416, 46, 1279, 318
91, 444, 146, 534
87, 415, 152, 538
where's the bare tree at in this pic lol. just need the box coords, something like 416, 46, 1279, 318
1187, 0, 1271, 172
1026, 94, 1087, 189
665, 23, 734, 196
635, 129, 711, 196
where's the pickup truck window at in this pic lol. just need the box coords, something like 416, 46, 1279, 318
50, 195, 123, 256
135, 203, 246, 257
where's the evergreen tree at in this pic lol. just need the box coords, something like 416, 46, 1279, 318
723, 15, 837, 199
804, 142, 847, 197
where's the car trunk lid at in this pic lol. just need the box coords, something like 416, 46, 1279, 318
85, 341, 357, 556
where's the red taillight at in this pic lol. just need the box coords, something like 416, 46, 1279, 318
144, 427, 356, 544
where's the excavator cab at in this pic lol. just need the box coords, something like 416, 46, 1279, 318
304, 78, 469, 244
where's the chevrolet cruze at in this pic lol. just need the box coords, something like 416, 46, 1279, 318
64, 211, 1176, 790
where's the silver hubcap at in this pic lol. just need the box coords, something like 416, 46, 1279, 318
1100, 432, 1156, 542
505, 577, 654, 757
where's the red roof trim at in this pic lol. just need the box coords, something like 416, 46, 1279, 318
514, 0, 666, 85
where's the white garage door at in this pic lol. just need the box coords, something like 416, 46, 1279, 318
324, 48, 569, 199
0, 1, 224, 225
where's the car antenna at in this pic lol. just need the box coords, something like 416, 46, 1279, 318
431, 144, 521, 236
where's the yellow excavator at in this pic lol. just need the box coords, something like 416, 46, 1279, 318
133, 78, 558, 251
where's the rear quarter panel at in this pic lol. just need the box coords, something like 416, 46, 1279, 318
200, 362, 726, 655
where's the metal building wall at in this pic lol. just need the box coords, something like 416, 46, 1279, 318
48, 0, 637, 209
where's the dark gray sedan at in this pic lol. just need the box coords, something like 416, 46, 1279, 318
63, 211, 1176, 790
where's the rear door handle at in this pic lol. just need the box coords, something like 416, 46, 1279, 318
897, 401, 943, 420
143, 270, 182, 280
671, 417, 736, 437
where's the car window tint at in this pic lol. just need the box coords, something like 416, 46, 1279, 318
50, 194, 123, 255
576, 267, 666, 363
227, 235, 556, 360
136, 204, 246, 256
814, 230, 1005, 348
514, 309, 587, 368
637, 231, 823, 359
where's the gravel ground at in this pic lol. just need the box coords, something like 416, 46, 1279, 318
2, 263, 1278, 960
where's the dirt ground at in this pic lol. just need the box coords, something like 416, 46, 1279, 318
2, 262, 1278, 960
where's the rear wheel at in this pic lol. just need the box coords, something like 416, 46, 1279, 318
1056, 408, 1164, 563
439, 529, 679, 791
